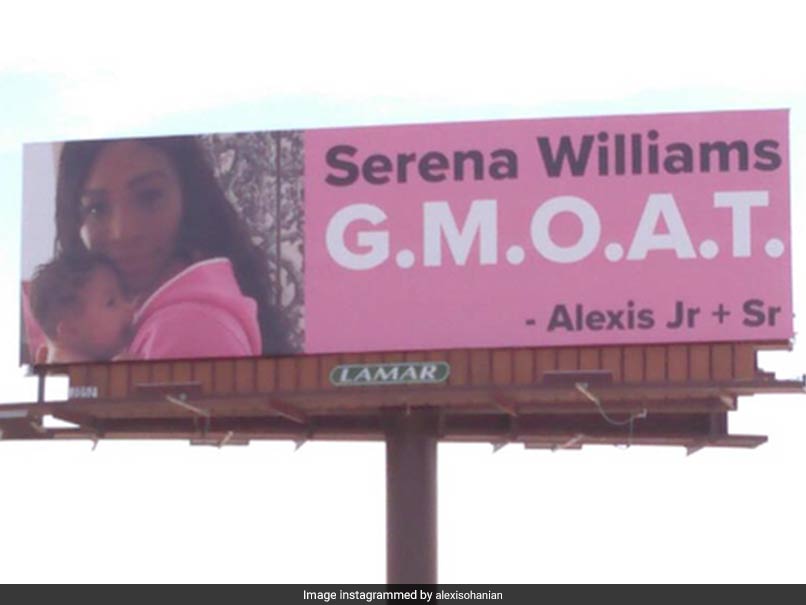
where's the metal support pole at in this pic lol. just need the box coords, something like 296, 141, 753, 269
385, 407, 438, 584
37, 370, 45, 403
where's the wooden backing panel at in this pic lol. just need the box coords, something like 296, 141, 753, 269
364, 352, 384, 363
172, 362, 193, 384
447, 349, 469, 387
150, 363, 172, 385
712, 344, 734, 381
579, 348, 600, 371
213, 360, 235, 394
667, 345, 688, 382
129, 363, 152, 389
492, 350, 513, 385
690, 345, 711, 381
623, 347, 644, 383
600, 347, 622, 383
426, 351, 449, 388
86, 365, 109, 398
299, 357, 320, 390
234, 359, 256, 394
711, 344, 733, 380
735, 345, 756, 380
68, 365, 90, 388
513, 349, 534, 385
276, 358, 298, 391
470, 350, 491, 385
320, 355, 340, 390
427, 350, 449, 362
191, 361, 213, 394
108, 364, 130, 398
645, 346, 666, 382
255, 358, 276, 392
557, 348, 579, 371
384, 351, 406, 362
535, 349, 557, 381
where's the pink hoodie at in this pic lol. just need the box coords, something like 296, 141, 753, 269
129, 258, 262, 360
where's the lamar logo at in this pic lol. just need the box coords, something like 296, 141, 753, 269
330, 362, 450, 387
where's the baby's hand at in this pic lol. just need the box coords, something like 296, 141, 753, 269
34, 344, 50, 364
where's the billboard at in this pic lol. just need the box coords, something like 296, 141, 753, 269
21, 109, 792, 364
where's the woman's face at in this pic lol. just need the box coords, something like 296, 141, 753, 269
78, 141, 184, 295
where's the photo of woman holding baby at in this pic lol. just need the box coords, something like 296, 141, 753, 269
23, 133, 303, 363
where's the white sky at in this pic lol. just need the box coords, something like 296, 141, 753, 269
1, 0, 805, 584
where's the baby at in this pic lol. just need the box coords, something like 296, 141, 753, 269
29, 252, 134, 363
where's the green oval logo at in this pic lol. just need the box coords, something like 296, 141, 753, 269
330, 362, 450, 387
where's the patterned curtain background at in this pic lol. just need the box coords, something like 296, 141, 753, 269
200, 131, 305, 352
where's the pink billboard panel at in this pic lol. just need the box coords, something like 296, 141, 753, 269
305, 109, 791, 353
21, 110, 791, 364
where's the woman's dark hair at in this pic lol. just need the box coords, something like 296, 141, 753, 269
55, 136, 293, 355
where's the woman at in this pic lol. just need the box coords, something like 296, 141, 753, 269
53, 135, 292, 359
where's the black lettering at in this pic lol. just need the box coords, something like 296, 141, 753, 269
638, 309, 655, 329
454, 150, 484, 181
597, 132, 609, 176
419, 152, 449, 183
606, 310, 625, 330
626, 299, 636, 329
699, 141, 750, 173
753, 139, 782, 171
537, 135, 594, 177
614, 133, 626, 175
628, 300, 637, 329
648, 130, 660, 174
489, 149, 518, 180
631, 134, 642, 175
547, 305, 575, 331
586, 310, 606, 331
362, 154, 392, 185
396, 153, 417, 183
667, 301, 685, 329
664, 143, 694, 174
743, 299, 767, 327
325, 145, 359, 186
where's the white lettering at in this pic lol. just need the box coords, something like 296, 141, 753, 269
423, 199, 498, 266
373, 366, 400, 381
399, 367, 419, 380
714, 190, 769, 257
355, 368, 372, 382
419, 364, 438, 381
530, 195, 601, 263
326, 204, 389, 270
627, 193, 696, 260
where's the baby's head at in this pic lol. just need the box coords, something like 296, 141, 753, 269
30, 253, 133, 361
